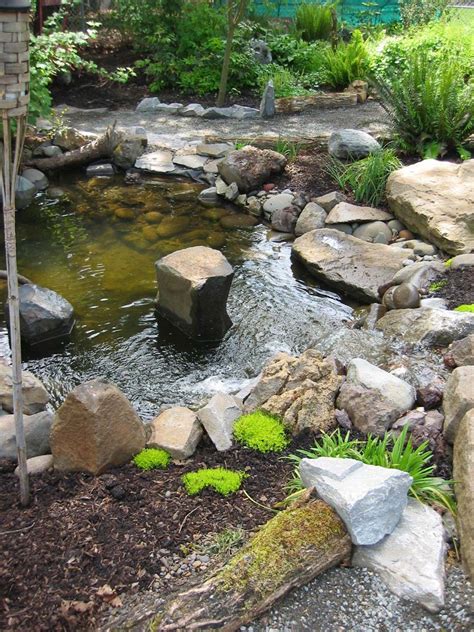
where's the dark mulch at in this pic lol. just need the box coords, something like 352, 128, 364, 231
430, 267, 474, 309
0, 442, 298, 631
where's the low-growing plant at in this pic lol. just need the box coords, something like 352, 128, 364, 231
199, 527, 246, 556
133, 448, 171, 470
274, 138, 300, 161
182, 468, 246, 496
371, 50, 474, 159
327, 148, 402, 206
295, 3, 336, 42
234, 411, 289, 453
322, 29, 369, 89
444, 258, 453, 267
454, 304, 474, 313
287, 426, 456, 513
429, 279, 448, 292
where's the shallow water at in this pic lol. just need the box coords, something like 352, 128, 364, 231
1, 174, 360, 418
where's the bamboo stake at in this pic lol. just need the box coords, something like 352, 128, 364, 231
1, 112, 29, 506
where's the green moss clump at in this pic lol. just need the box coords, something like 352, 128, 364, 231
445, 258, 454, 267
182, 468, 245, 497
454, 304, 474, 313
429, 279, 448, 292
233, 411, 289, 453
133, 448, 171, 471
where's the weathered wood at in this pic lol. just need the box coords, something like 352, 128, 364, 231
25, 123, 123, 171
275, 92, 358, 114
0, 269, 31, 285
150, 498, 351, 631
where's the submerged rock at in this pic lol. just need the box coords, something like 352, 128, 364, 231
353, 499, 446, 612
155, 246, 234, 341
148, 406, 202, 459
292, 229, 407, 302
51, 379, 146, 475
0, 411, 54, 460
300, 457, 412, 545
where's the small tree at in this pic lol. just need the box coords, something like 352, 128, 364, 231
216, 0, 249, 107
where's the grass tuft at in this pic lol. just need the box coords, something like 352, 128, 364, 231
234, 411, 289, 453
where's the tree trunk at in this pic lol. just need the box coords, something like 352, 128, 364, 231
217, 24, 236, 107
25, 124, 124, 171
149, 498, 351, 631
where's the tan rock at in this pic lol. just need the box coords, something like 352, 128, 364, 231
244, 349, 342, 435
444, 334, 474, 367
386, 159, 474, 255
443, 366, 474, 443
326, 202, 393, 224
15, 454, 53, 476
453, 409, 474, 580
148, 406, 202, 459
51, 379, 146, 475
0, 361, 49, 415
218, 146, 287, 193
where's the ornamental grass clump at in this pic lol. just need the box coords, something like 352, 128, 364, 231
133, 448, 171, 471
182, 468, 245, 497
287, 426, 456, 513
233, 411, 289, 453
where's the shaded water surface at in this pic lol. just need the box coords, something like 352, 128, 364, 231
0, 174, 354, 418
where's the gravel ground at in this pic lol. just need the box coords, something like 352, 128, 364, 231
250, 565, 473, 632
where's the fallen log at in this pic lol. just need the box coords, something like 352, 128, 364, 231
0, 270, 31, 285
25, 124, 123, 171
275, 92, 358, 114
150, 496, 351, 631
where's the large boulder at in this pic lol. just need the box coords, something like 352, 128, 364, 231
244, 349, 342, 435
300, 457, 412, 545
328, 129, 381, 160
336, 358, 416, 435
376, 308, 474, 347
292, 229, 407, 302
155, 246, 234, 341
9, 283, 75, 345
15, 175, 36, 210
443, 366, 474, 443
386, 159, 474, 255
50, 379, 146, 474
453, 409, 474, 579
112, 130, 147, 169
197, 393, 242, 451
218, 147, 287, 193
0, 361, 49, 415
148, 406, 202, 459
353, 499, 446, 612
0, 411, 54, 460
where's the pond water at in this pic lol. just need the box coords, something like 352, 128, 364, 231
0, 174, 358, 419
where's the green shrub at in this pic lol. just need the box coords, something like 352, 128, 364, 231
399, 0, 450, 28
257, 65, 312, 97
428, 279, 448, 292
454, 304, 474, 313
234, 411, 289, 453
133, 448, 171, 470
295, 3, 336, 42
327, 148, 402, 207
322, 30, 369, 89
287, 426, 456, 513
182, 468, 245, 496
372, 50, 474, 158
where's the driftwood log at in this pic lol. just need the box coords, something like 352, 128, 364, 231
148, 496, 351, 631
275, 92, 357, 114
25, 124, 124, 171
0, 270, 31, 285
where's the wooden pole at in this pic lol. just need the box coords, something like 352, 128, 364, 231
1, 113, 30, 506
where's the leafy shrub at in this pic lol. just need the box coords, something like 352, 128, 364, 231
287, 426, 456, 513
182, 468, 245, 496
399, 0, 450, 28
454, 304, 474, 313
322, 30, 369, 89
429, 279, 448, 292
133, 448, 171, 470
372, 50, 474, 158
327, 148, 402, 206
234, 411, 289, 453
257, 65, 312, 97
295, 3, 336, 42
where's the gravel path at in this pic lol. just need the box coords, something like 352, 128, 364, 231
250, 565, 473, 632
59, 101, 390, 149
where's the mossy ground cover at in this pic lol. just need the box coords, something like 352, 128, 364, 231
234, 411, 289, 453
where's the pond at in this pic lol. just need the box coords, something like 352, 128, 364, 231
0, 174, 357, 419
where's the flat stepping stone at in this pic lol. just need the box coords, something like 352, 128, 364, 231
326, 202, 393, 224
135, 150, 176, 173
197, 143, 233, 158
173, 154, 208, 170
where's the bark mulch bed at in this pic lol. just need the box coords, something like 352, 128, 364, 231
274, 149, 342, 200
0, 442, 298, 632
431, 266, 474, 309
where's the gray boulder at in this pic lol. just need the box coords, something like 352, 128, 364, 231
292, 229, 407, 302
314, 191, 346, 212
148, 406, 202, 459
198, 187, 220, 207
295, 203, 327, 236
0, 411, 54, 460
197, 143, 234, 158
15, 175, 36, 210
136, 97, 161, 112
300, 456, 412, 545
451, 254, 474, 269
353, 499, 446, 612
197, 393, 242, 451
9, 283, 75, 345
0, 361, 49, 415
218, 147, 287, 193
353, 221, 393, 244
155, 246, 234, 341
328, 129, 381, 160
22, 168, 48, 192
391, 261, 445, 291
444, 334, 474, 367
179, 103, 205, 117
260, 80, 275, 118
271, 204, 301, 233
376, 308, 474, 347
443, 366, 474, 443
112, 131, 147, 169
262, 193, 294, 221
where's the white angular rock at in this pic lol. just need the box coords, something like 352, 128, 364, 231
353, 499, 446, 612
443, 366, 474, 443
197, 393, 242, 451
300, 456, 412, 545
148, 407, 202, 459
